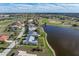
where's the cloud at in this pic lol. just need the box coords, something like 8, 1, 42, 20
0, 3, 78, 13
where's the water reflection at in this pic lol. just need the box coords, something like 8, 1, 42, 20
43, 25, 79, 56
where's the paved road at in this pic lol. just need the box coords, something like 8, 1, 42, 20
0, 41, 17, 56
0, 27, 25, 56
17, 27, 25, 39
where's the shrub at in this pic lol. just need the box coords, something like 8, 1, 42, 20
72, 24, 78, 27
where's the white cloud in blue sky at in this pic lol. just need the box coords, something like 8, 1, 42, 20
0, 3, 79, 13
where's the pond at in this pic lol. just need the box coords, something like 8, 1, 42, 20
43, 25, 79, 56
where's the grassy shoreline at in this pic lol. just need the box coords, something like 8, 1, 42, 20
41, 27, 56, 56
38, 19, 56, 56
39, 18, 79, 30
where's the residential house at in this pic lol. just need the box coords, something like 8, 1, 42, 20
0, 34, 9, 42
23, 36, 38, 45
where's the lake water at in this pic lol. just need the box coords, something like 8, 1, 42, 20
43, 25, 79, 56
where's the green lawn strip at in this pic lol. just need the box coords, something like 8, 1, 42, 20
38, 27, 55, 55
41, 28, 55, 55
22, 45, 38, 48
38, 19, 56, 55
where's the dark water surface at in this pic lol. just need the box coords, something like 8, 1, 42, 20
43, 25, 79, 56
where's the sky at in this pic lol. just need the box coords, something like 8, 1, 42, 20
0, 3, 79, 13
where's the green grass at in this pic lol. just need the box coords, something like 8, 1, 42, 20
39, 18, 48, 25
0, 42, 9, 53
0, 20, 15, 33
22, 45, 38, 48
39, 18, 79, 30
36, 19, 56, 55
37, 27, 55, 56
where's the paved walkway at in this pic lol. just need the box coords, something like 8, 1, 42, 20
0, 27, 25, 56
18, 50, 37, 56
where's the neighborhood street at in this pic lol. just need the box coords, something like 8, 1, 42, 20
0, 27, 25, 56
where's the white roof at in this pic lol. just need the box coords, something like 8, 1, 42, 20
28, 19, 33, 23
29, 36, 35, 42
29, 27, 37, 31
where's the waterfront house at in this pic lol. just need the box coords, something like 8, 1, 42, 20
23, 35, 38, 45
23, 19, 38, 45
28, 36, 38, 45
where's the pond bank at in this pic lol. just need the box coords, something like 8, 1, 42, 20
41, 27, 56, 56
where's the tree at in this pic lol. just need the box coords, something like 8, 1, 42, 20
72, 24, 78, 27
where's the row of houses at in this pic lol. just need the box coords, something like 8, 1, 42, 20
11, 21, 25, 29
23, 19, 40, 45
0, 14, 10, 19
0, 21, 25, 42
